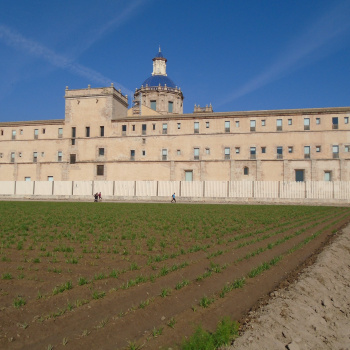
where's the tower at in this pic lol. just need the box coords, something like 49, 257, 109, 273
132, 48, 184, 115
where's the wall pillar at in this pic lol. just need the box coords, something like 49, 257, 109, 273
256, 160, 262, 180
170, 161, 175, 181
230, 160, 235, 181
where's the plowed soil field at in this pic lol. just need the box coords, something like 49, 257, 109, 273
1, 202, 349, 350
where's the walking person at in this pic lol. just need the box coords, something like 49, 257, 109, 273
171, 193, 176, 203
98, 192, 102, 201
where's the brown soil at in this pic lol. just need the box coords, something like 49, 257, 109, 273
224, 222, 350, 350
0, 210, 349, 350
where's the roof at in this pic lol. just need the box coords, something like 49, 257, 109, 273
142, 75, 176, 88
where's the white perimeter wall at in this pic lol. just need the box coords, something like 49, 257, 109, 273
0, 180, 349, 202
0, 181, 15, 195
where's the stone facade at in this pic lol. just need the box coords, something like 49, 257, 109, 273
0, 52, 349, 183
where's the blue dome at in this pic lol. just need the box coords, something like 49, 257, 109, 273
155, 51, 164, 58
142, 75, 176, 88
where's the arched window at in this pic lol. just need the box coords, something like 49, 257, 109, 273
244, 167, 249, 175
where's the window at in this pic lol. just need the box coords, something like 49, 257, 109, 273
142, 124, 146, 135
324, 171, 332, 181
142, 138, 146, 144
1, 130, 4, 136
70, 154, 76, 164
48, 176, 54, 182
295, 170, 304, 182
316, 146, 321, 153
24, 177, 31, 182
150, 100, 156, 111
206, 122, 210, 128
304, 118, 310, 130
20, 129, 23, 135
194, 122, 199, 133
33, 152, 38, 163
235, 121, 240, 128
152, 124, 156, 131
288, 119, 292, 125
276, 119, 282, 131
41, 152, 45, 157
168, 101, 173, 113
332, 117, 338, 129
194, 148, 200, 160
130, 150, 135, 160
345, 117, 349, 124
132, 125, 135, 131
288, 146, 293, 153
58, 151, 63, 162
185, 170, 193, 181
316, 118, 321, 125
97, 165, 104, 176
261, 120, 266, 126
333, 145, 339, 158
250, 147, 256, 159
11, 152, 15, 162
177, 123, 181, 129
224, 147, 230, 160
345, 145, 350, 153
100, 126, 104, 137
19, 152, 22, 157
58, 128, 63, 138
72, 127, 76, 138
162, 123, 168, 134
0, 153, 3, 158
86, 127, 90, 137
244, 167, 249, 175
225, 121, 230, 132
261, 147, 266, 154
277, 146, 283, 159
177, 150, 181, 155
205, 148, 210, 155
12, 130, 16, 140
250, 120, 256, 131
42, 128, 46, 134
162, 149, 168, 161
122, 125, 127, 135
235, 147, 240, 154
142, 150, 146, 156
99, 148, 105, 156
304, 146, 310, 159
71, 138, 76, 145
34, 129, 39, 139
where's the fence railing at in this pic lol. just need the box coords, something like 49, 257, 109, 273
0, 180, 349, 201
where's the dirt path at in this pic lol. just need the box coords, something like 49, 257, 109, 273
224, 224, 350, 350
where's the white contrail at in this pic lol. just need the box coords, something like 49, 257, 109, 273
0, 7, 140, 97
78, 0, 144, 56
220, 1, 350, 106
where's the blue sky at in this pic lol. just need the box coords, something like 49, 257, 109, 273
0, 0, 350, 122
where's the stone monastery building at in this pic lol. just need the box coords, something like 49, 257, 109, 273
0, 49, 349, 183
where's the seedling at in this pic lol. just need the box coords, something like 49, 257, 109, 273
13, 297, 26, 308
175, 279, 189, 290
92, 290, 106, 300
2, 272, 13, 280
160, 288, 171, 297
151, 326, 163, 338
167, 317, 176, 328
199, 296, 214, 308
